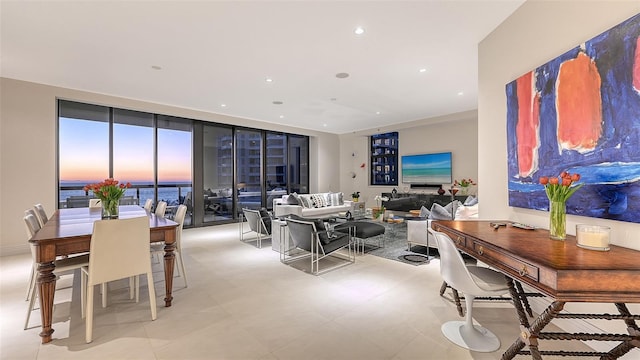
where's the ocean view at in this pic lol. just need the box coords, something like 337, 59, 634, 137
60, 181, 192, 207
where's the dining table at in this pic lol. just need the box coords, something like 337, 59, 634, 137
29, 205, 179, 343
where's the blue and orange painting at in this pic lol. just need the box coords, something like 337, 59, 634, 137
506, 13, 640, 223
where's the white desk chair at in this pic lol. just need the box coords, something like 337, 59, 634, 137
151, 204, 188, 287
24, 214, 89, 329
81, 216, 156, 343
430, 228, 510, 352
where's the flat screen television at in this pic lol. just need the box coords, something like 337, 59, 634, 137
401, 152, 452, 185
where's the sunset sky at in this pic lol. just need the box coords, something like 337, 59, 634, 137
59, 118, 192, 183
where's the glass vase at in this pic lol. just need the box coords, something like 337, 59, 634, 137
549, 200, 566, 240
101, 199, 119, 219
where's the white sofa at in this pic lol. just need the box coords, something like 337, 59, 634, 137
407, 203, 479, 251
273, 192, 352, 218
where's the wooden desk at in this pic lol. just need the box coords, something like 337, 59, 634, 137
29, 205, 179, 344
432, 220, 640, 359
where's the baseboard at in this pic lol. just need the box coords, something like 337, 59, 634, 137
0, 242, 30, 257
526, 289, 618, 353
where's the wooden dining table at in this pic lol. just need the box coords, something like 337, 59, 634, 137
29, 205, 179, 343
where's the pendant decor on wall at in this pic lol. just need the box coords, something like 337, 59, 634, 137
506, 13, 640, 224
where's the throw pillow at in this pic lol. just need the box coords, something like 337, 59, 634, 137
444, 200, 461, 214
419, 205, 431, 218
299, 195, 313, 208
464, 195, 478, 206
328, 192, 344, 206
258, 207, 272, 234
429, 203, 453, 220
286, 192, 301, 205
310, 193, 327, 208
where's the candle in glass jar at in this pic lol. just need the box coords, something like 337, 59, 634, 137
576, 224, 610, 251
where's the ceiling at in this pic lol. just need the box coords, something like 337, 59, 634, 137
1, 1, 523, 134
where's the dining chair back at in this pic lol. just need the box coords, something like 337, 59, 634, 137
143, 198, 153, 212
155, 201, 167, 217
81, 216, 156, 343
33, 204, 49, 228
430, 228, 509, 352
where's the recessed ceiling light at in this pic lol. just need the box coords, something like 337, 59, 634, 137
375, 111, 381, 115
272, 101, 283, 105
354, 27, 365, 35
458, 92, 464, 96
279, 115, 284, 119
220, 104, 227, 107
419, 68, 427, 73
323, 124, 328, 127
336, 72, 349, 79
266, 78, 273, 83
151, 65, 162, 70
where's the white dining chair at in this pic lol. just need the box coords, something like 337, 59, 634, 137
24, 214, 89, 329
151, 204, 188, 287
81, 216, 156, 343
143, 198, 153, 212
33, 204, 49, 228
154, 201, 167, 218
430, 228, 510, 352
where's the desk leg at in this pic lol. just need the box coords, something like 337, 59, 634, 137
163, 241, 176, 307
607, 303, 640, 358
37, 261, 56, 343
503, 282, 565, 360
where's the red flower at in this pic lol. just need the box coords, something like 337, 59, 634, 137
540, 171, 583, 202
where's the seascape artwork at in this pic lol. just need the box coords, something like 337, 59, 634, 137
506, 13, 640, 223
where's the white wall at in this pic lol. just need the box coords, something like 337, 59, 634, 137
479, 0, 640, 347
0, 77, 340, 255
339, 110, 478, 207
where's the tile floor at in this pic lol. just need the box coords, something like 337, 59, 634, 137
0, 223, 631, 359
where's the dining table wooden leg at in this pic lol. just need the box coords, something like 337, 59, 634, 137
163, 241, 175, 307
37, 261, 57, 343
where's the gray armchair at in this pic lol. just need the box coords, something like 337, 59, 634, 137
240, 208, 272, 248
283, 217, 354, 275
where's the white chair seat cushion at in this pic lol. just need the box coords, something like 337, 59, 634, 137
467, 265, 509, 294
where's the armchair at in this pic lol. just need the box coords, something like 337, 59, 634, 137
283, 217, 354, 275
240, 208, 272, 248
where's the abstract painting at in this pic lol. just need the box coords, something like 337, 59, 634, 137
506, 13, 640, 223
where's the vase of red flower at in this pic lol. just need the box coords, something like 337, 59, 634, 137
539, 172, 582, 240
454, 178, 476, 195
84, 178, 132, 219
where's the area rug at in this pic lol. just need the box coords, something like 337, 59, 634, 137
363, 222, 439, 266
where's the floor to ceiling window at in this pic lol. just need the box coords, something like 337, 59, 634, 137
58, 101, 110, 208
58, 100, 309, 228
289, 135, 309, 194
157, 115, 193, 224
236, 129, 262, 212
265, 132, 288, 210
202, 124, 233, 223
112, 109, 155, 205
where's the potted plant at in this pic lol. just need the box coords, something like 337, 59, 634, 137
351, 191, 360, 202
